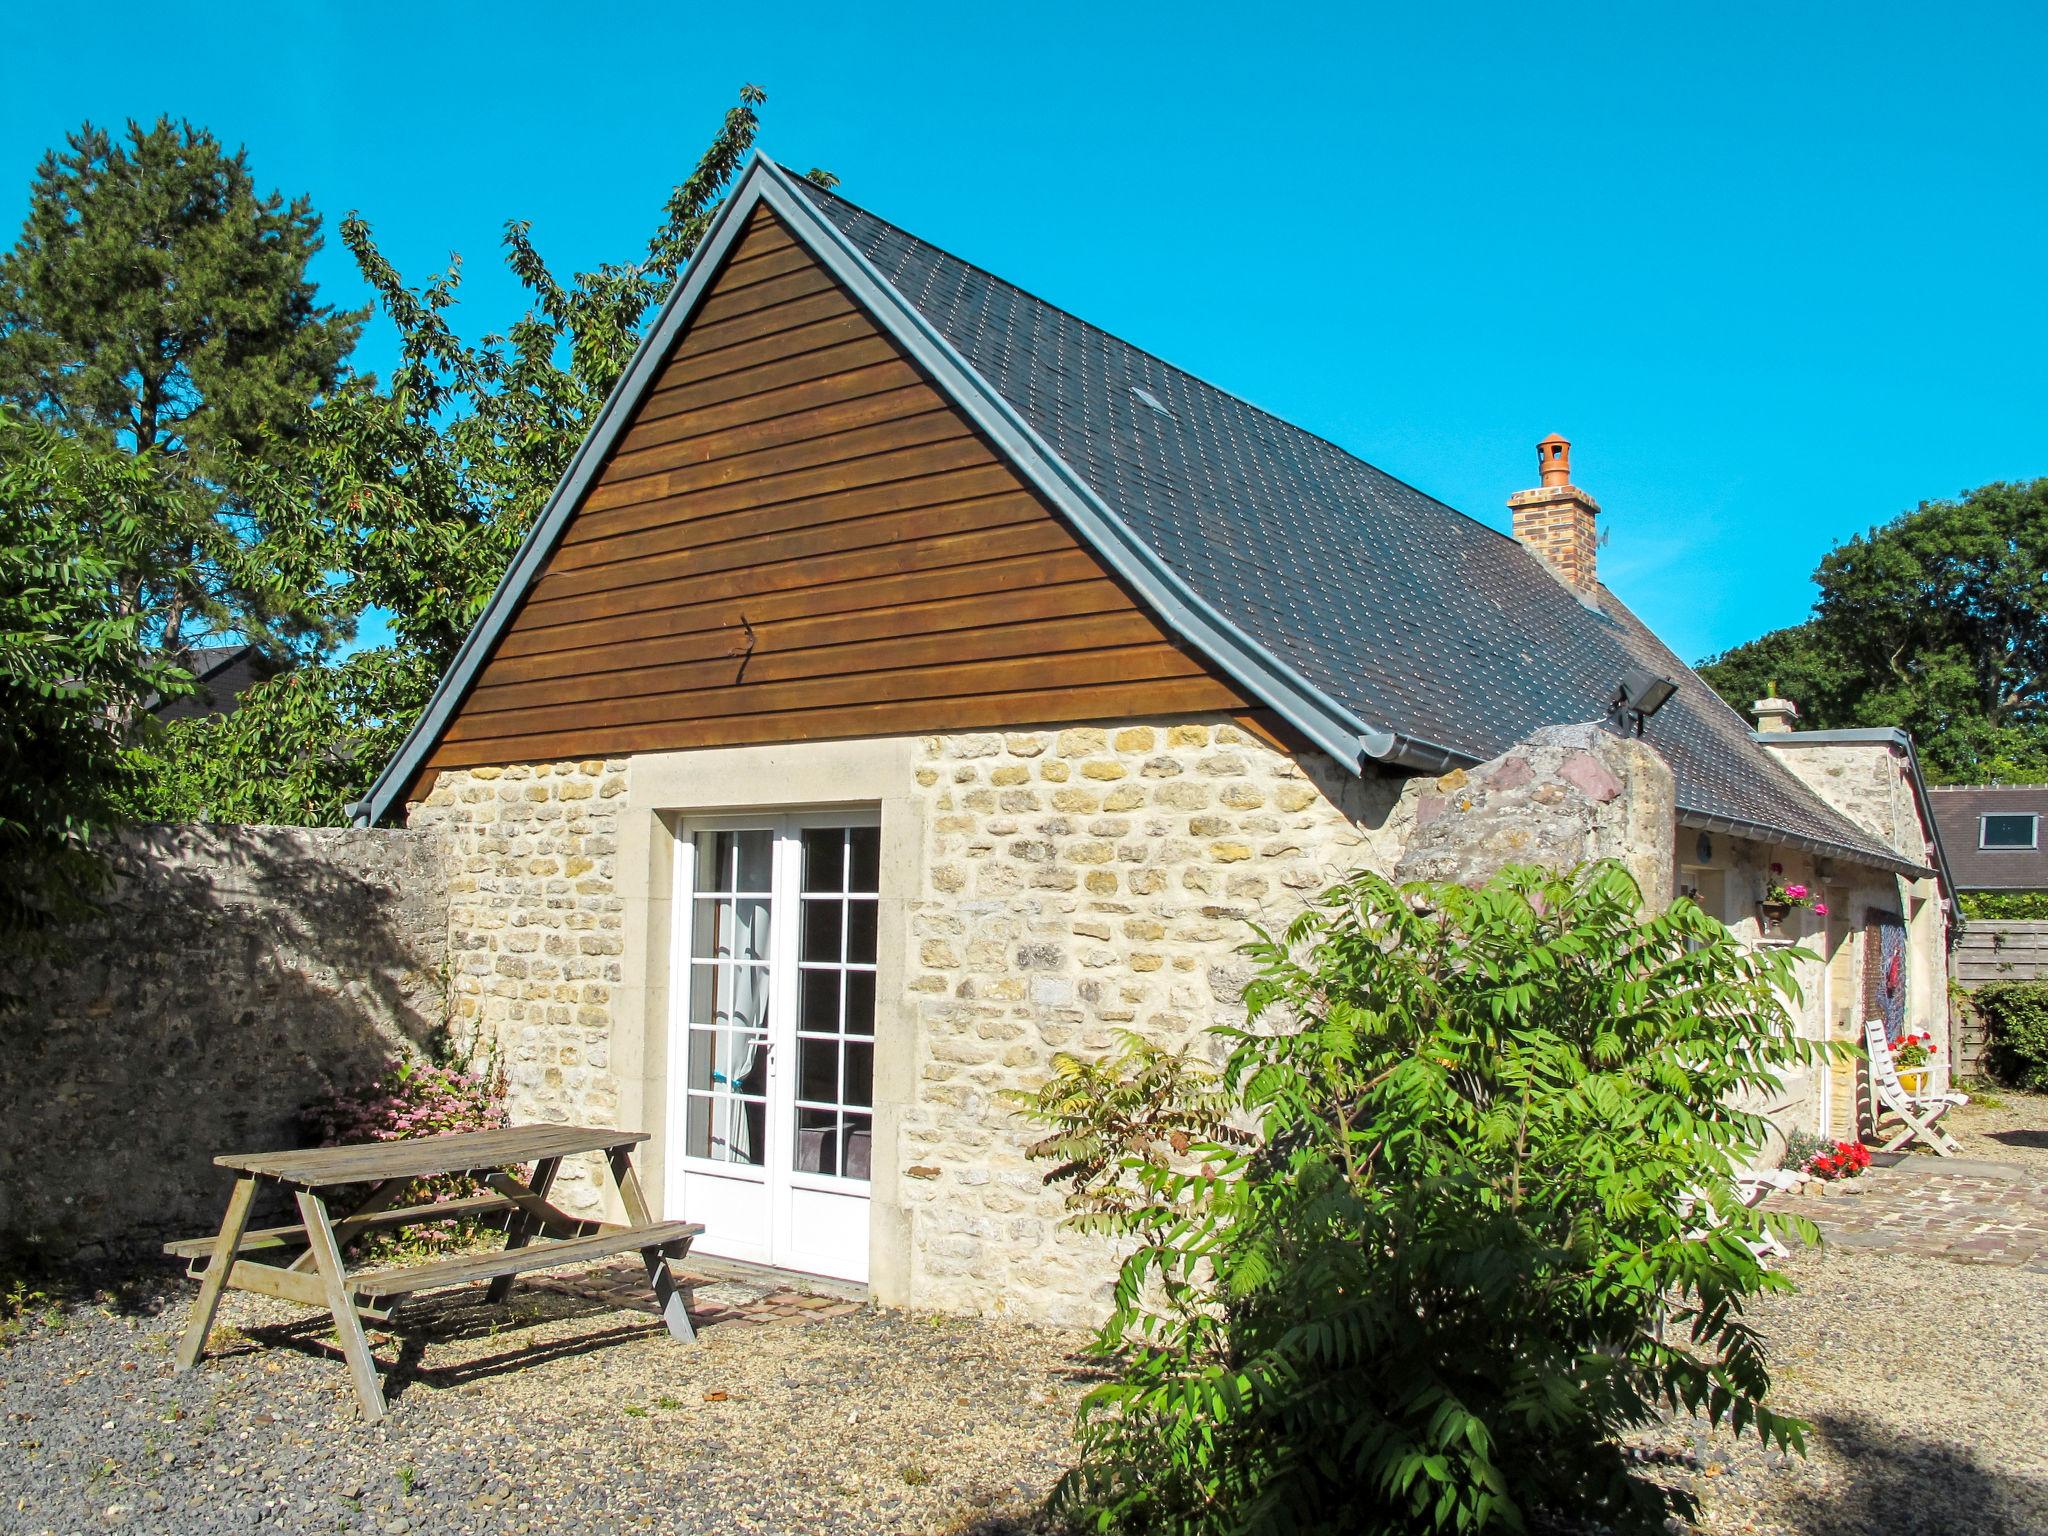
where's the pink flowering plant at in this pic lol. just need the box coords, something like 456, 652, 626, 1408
300, 1054, 508, 1254
1762, 864, 1829, 917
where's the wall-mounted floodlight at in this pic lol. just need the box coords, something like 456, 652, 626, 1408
1608, 668, 1678, 737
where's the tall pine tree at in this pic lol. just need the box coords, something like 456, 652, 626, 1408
0, 117, 362, 668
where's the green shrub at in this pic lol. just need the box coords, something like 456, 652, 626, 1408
1959, 891, 2048, 921
1012, 862, 1835, 1536
1974, 981, 2048, 1090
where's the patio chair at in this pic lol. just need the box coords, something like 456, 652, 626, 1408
1864, 1016, 1968, 1157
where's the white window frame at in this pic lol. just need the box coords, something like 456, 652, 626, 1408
1979, 812, 2040, 851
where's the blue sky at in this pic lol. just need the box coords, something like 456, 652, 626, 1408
8, 2, 2045, 664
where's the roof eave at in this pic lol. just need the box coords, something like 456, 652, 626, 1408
755, 161, 1413, 781
1750, 728, 1953, 897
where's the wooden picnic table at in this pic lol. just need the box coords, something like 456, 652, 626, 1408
165, 1123, 702, 1422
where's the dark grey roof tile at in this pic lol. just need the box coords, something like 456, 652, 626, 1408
791, 176, 1908, 872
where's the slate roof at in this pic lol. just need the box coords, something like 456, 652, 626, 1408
1928, 786, 2048, 890
789, 176, 1917, 873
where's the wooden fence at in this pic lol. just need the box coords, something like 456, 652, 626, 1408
1954, 920, 2048, 1075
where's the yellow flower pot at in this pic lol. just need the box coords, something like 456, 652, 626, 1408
1897, 1068, 1927, 1095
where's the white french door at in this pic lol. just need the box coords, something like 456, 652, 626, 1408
667, 811, 878, 1282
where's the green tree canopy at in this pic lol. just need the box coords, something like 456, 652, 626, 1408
0, 409, 186, 951
1698, 478, 2048, 782
0, 116, 362, 667
143, 87, 832, 824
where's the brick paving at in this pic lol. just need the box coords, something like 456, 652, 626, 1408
1766, 1155, 2048, 1272
524, 1254, 866, 1328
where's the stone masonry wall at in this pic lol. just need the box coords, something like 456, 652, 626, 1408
410, 718, 1682, 1324
900, 719, 1417, 1322
407, 759, 631, 1218
0, 826, 448, 1262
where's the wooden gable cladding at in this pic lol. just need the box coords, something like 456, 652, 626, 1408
410, 205, 1249, 792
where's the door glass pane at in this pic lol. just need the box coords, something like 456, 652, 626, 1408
845, 900, 878, 966
686, 1028, 769, 1096
798, 968, 841, 1033
685, 1092, 766, 1166
801, 898, 843, 963
692, 896, 770, 963
843, 1113, 873, 1181
848, 825, 881, 894
689, 962, 769, 1033
844, 970, 876, 1037
843, 1040, 874, 1108
797, 1036, 839, 1103
794, 1107, 839, 1176
801, 826, 844, 893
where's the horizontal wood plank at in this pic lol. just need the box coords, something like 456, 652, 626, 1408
477, 572, 1131, 688
464, 608, 1174, 717
348, 1220, 703, 1298
407, 214, 1250, 797
603, 381, 946, 488
215, 1125, 646, 1187
443, 641, 1210, 746
492, 545, 1110, 661
580, 408, 966, 515
615, 357, 923, 458
519, 511, 1067, 633
425, 675, 1246, 770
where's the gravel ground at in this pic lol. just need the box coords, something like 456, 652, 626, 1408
0, 1274, 1090, 1535
1631, 1243, 2048, 1535
1944, 1085, 2048, 1172
7, 1093, 2047, 1535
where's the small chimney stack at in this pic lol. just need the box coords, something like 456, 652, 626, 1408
1509, 434, 1601, 592
1752, 684, 1800, 734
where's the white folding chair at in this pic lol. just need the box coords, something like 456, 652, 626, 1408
1864, 1017, 1968, 1157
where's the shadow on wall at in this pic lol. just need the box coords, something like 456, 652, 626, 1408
0, 824, 450, 1262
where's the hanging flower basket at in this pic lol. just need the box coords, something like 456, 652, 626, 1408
1757, 865, 1828, 934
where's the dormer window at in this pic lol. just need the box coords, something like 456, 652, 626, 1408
1980, 813, 2039, 850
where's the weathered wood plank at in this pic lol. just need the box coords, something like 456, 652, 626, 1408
173, 1175, 256, 1372
347, 1220, 704, 1298
296, 1190, 390, 1423
163, 1193, 517, 1259
419, 673, 1245, 769
215, 1124, 645, 1187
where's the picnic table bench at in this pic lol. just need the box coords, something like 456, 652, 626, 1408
166, 1123, 701, 1422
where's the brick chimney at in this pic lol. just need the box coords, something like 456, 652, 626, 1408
1508, 434, 1601, 592
1752, 685, 1799, 733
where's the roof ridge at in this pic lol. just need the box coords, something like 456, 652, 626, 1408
792, 178, 1531, 555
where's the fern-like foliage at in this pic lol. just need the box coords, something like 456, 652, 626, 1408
1013, 860, 1843, 1535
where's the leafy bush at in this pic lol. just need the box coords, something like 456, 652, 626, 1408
300, 1055, 507, 1252
1012, 861, 1834, 1536
1959, 891, 2048, 921
1974, 981, 2048, 1090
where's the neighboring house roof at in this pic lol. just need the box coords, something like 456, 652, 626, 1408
1928, 785, 2048, 891
357, 156, 1925, 877
147, 643, 272, 724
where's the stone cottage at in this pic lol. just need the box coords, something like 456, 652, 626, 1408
356, 156, 1952, 1322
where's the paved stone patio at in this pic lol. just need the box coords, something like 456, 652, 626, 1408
524, 1256, 866, 1329
1767, 1155, 2048, 1271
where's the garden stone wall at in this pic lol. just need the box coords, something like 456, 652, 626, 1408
0, 826, 449, 1263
